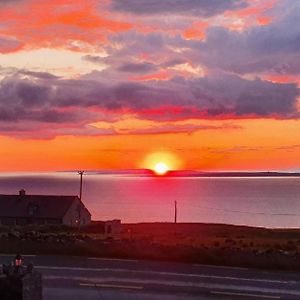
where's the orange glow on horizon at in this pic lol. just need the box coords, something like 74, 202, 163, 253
0, 119, 300, 172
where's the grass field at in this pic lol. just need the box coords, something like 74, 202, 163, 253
123, 222, 300, 251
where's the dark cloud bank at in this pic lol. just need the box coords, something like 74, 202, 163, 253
0, 68, 298, 137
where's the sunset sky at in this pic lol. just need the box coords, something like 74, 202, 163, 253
0, 0, 299, 171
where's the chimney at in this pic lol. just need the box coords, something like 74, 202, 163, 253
19, 189, 26, 196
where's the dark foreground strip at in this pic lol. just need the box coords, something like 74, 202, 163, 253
80, 283, 143, 290
211, 290, 280, 299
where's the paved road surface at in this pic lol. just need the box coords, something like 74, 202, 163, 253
1, 254, 300, 299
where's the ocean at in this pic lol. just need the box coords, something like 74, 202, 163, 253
0, 172, 300, 228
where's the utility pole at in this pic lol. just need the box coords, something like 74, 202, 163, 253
174, 200, 177, 224
78, 171, 84, 200
77, 170, 84, 231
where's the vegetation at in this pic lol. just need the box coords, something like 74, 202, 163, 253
2, 222, 300, 270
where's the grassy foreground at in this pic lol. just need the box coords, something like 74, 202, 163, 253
2, 222, 300, 270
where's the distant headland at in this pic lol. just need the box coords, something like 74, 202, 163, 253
61, 170, 300, 177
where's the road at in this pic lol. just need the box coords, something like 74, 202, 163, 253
1, 254, 300, 299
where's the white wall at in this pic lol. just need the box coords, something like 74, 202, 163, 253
62, 198, 91, 227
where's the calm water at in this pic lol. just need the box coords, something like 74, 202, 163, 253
0, 172, 300, 228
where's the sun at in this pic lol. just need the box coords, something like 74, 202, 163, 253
153, 162, 169, 175
142, 151, 183, 175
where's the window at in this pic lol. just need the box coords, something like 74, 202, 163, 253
27, 203, 40, 216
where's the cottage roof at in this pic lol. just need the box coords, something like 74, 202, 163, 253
0, 194, 80, 219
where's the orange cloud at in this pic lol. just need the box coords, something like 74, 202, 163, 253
0, 0, 132, 52
183, 21, 208, 41
132, 71, 171, 81
264, 75, 300, 85
257, 15, 273, 26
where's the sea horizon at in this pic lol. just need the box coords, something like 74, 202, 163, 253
1, 169, 300, 177
1, 172, 300, 228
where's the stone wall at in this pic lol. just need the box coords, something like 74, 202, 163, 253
0, 272, 42, 300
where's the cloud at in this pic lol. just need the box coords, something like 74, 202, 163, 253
110, 0, 248, 17
117, 62, 158, 73
209, 146, 263, 154
0, 61, 298, 139
121, 123, 240, 135
97, 73, 298, 119
0, 0, 132, 52
18, 70, 60, 80
0, 36, 23, 53
194, 2, 300, 76
82, 55, 105, 64
0, 0, 299, 140
275, 145, 300, 152
0, 74, 95, 125
161, 58, 187, 68
0, 0, 21, 5
102, 30, 197, 77
0, 68, 298, 125
0, 121, 117, 139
